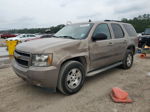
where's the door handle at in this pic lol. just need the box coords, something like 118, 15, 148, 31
123, 40, 127, 43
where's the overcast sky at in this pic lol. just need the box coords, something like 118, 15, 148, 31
0, 0, 150, 30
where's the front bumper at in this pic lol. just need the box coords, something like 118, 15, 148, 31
12, 59, 59, 91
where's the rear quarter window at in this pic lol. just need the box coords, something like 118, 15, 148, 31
123, 24, 137, 37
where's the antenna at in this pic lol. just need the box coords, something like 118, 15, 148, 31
89, 19, 92, 22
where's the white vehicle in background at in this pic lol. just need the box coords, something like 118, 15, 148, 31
6, 34, 38, 42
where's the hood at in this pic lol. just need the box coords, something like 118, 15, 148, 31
16, 37, 81, 53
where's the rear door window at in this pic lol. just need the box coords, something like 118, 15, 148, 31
111, 23, 124, 38
123, 24, 137, 37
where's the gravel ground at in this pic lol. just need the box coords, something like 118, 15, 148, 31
0, 47, 8, 57
0, 55, 150, 112
0, 47, 10, 69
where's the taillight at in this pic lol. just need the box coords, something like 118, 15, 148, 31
136, 37, 139, 44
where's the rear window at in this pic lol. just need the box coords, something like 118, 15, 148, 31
144, 28, 150, 35
123, 24, 137, 37
111, 23, 124, 38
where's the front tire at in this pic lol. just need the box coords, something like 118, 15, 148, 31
58, 61, 85, 95
121, 50, 133, 69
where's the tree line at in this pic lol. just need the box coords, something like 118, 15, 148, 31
0, 14, 150, 34
121, 14, 150, 33
0, 24, 65, 34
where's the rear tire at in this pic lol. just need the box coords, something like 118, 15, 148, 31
121, 50, 133, 69
58, 61, 85, 95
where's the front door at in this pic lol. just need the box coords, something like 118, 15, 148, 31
89, 23, 116, 71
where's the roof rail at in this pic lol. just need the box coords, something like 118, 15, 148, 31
104, 20, 123, 22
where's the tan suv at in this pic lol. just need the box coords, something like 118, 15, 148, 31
12, 20, 138, 95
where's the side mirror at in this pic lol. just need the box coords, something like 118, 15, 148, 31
92, 33, 107, 41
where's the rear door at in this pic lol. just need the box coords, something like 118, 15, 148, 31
110, 23, 127, 61
123, 24, 138, 48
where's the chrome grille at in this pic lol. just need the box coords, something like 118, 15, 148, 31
14, 50, 30, 67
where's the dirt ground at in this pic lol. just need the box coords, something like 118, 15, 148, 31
0, 55, 150, 112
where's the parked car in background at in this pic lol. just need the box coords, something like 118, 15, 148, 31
6, 34, 38, 42
138, 28, 150, 48
25, 34, 53, 42
1, 34, 17, 39
12, 20, 138, 95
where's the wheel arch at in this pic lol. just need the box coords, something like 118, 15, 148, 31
60, 56, 87, 71
127, 45, 136, 55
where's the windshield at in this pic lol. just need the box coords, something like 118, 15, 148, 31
54, 23, 94, 39
144, 28, 150, 35
17, 34, 25, 38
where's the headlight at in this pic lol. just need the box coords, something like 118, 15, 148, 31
32, 54, 53, 67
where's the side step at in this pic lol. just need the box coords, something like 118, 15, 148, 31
87, 62, 122, 77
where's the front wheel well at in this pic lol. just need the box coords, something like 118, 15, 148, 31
60, 57, 87, 71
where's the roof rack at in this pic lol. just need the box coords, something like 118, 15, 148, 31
104, 20, 123, 22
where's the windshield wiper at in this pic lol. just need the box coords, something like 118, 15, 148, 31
59, 36, 76, 39
52, 35, 60, 38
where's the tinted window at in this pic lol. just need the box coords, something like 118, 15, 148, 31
93, 24, 111, 39
123, 24, 137, 36
111, 24, 124, 38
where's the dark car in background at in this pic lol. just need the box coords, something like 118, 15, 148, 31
138, 28, 150, 48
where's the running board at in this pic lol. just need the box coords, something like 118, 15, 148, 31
87, 62, 122, 77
